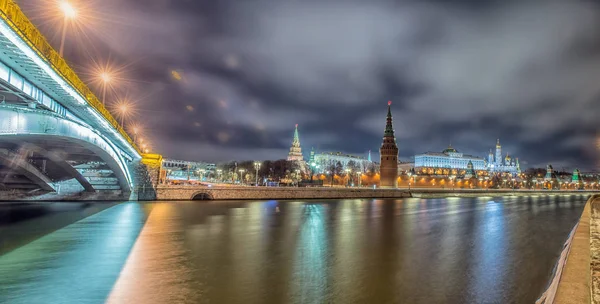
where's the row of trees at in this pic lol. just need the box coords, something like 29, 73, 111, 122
214, 159, 377, 184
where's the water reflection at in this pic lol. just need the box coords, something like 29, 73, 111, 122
0, 202, 146, 304
0, 195, 590, 304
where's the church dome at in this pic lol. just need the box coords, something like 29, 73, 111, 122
442, 145, 458, 154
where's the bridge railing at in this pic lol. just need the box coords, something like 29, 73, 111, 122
0, 0, 140, 154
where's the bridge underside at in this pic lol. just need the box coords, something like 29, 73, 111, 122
0, 135, 127, 194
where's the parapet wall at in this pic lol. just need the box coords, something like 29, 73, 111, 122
154, 186, 412, 201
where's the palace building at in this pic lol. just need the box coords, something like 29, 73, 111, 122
414, 146, 486, 171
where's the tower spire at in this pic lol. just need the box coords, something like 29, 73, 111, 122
287, 124, 304, 161
293, 124, 300, 146
384, 101, 395, 137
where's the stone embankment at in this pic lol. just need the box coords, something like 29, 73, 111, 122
155, 186, 411, 201
537, 194, 600, 304
154, 186, 596, 201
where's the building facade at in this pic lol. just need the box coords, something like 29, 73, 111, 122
314, 151, 372, 173
487, 139, 520, 174
287, 124, 304, 162
415, 146, 486, 170
380, 101, 399, 188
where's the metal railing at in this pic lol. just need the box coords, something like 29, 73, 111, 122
0, 0, 140, 154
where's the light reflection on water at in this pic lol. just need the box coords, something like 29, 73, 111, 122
0, 195, 589, 304
0, 203, 146, 304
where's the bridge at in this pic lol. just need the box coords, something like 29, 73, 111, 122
0, 1, 155, 199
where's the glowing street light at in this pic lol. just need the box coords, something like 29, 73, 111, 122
59, 1, 77, 57
130, 124, 141, 145
345, 168, 351, 187
99, 72, 111, 105
254, 161, 261, 186
239, 169, 245, 185
113, 100, 134, 127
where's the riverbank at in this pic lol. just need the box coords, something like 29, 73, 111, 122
538, 194, 600, 304
154, 185, 596, 201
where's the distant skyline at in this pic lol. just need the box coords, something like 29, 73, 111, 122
21, 0, 600, 170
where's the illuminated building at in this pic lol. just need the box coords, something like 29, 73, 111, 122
162, 158, 215, 170
486, 139, 519, 174
572, 169, 582, 186
464, 160, 476, 179
287, 124, 304, 162
414, 146, 486, 171
162, 158, 216, 181
379, 101, 398, 188
398, 161, 414, 173
314, 151, 372, 172
544, 164, 555, 181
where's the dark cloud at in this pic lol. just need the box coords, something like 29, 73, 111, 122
20, 0, 600, 169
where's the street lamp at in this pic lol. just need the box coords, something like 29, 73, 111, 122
239, 169, 245, 185
217, 169, 222, 182
133, 126, 140, 144
59, 1, 76, 57
408, 170, 413, 190
356, 172, 361, 187
99, 72, 111, 105
450, 175, 456, 191
117, 102, 129, 127
254, 161, 261, 186
345, 168, 351, 187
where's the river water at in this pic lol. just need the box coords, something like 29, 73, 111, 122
0, 195, 588, 304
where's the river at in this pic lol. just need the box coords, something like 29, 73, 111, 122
0, 195, 588, 303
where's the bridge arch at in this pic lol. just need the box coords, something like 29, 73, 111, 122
191, 191, 214, 200
0, 107, 138, 192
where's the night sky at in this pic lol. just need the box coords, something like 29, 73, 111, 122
19, 0, 600, 170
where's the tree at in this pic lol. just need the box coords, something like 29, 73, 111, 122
347, 160, 361, 173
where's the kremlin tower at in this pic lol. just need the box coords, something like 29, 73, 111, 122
287, 124, 304, 161
379, 101, 399, 188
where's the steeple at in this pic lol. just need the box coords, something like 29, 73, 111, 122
516, 158, 521, 174
292, 124, 300, 147
368, 150, 372, 162
380, 101, 399, 188
287, 124, 304, 161
384, 101, 395, 137
495, 138, 502, 167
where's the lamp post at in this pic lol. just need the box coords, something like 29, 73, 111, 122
100, 72, 111, 106
356, 172, 361, 187
217, 169, 222, 182
408, 170, 413, 190
450, 175, 455, 191
239, 169, 245, 185
59, 1, 76, 57
117, 103, 129, 127
345, 168, 351, 187
254, 161, 261, 186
